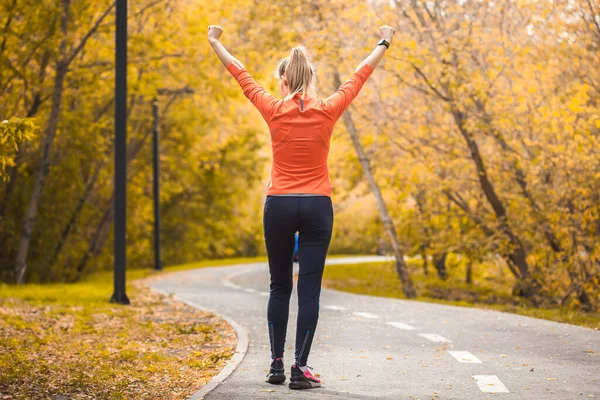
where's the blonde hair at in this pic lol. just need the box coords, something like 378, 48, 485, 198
276, 46, 318, 101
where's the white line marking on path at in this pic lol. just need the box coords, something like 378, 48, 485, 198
259, 292, 269, 296
221, 279, 242, 290
386, 322, 417, 331
419, 333, 452, 343
353, 312, 381, 319
244, 288, 257, 293
322, 305, 347, 311
472, 375, 509, 393
448, 351, 482, 363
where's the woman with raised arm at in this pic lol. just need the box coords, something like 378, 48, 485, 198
208, 25, 395, 390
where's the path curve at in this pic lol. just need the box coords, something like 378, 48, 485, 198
151, 257, 599, 399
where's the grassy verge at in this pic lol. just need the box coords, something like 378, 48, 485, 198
0, 257, 265, 399
326, 254, 373, 259
322, 258, 600, 330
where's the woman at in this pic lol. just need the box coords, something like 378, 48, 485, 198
208, 24, 395, 390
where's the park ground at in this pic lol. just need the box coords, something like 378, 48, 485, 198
1, 255, 597, 399
0, 257, 265, 399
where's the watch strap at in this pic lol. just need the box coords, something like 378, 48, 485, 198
378, 39, 390, 49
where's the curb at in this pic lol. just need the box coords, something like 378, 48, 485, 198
151, 287, 249, 400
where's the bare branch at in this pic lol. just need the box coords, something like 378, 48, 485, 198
410, 63, 451, 101
66, 1, 116, 67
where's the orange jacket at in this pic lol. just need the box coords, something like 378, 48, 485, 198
226, 60, 374, 197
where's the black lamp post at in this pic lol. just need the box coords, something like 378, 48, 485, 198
110, 0, 129, 304
151, 97, 161, 271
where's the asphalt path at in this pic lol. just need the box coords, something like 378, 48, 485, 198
151, 257, 599, 399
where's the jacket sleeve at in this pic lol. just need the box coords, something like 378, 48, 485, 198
324, 63, 374, 121
226, 61, 279, 123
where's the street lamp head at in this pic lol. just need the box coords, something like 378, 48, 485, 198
157, 87, 196, 96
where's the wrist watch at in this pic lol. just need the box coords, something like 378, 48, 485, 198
377, 39, 390, 49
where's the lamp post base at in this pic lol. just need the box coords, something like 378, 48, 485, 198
110, 291, 130, 305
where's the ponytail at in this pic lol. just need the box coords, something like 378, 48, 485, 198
277, 46, 317, 101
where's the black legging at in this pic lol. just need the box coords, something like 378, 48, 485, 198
264, 195, 334, 367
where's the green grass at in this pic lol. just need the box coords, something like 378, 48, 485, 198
0, 256, 267, 305
326, 253, 373, 259
322, 258, 600, 330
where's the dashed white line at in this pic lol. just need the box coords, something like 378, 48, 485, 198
353, 312, 381, 319
322, 305, 347, 311
221, 279, 242, 290
226, 261, 510, 396
386, 321, 417, 331
448, 351, 482, 363
472, 375, 509, 393
419, 333, 452, 343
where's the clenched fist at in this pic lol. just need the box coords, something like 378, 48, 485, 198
208, 25, 223, 43
380, 25, 396, 43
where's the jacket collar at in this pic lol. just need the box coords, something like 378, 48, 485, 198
293, 91, 311, 99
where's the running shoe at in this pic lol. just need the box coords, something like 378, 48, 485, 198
265, 357, 286, 384
289, 363, 321, 389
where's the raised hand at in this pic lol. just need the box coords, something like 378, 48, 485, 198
208, 25, 223, 43
380, 25, 396, 43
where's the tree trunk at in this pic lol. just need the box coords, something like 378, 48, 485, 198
433, 252, 448, 280
74, 201, 113, 282
450, 107, 531, 282
475, 98, 565, 256
0, 55, 50, 236
13, 63, 67, 283
466, 259, 473, 284
577, 285, 594, 312
0, 148, 22, 219
444, 189, 522, 280
334, 71, 416, 299
47, 160, 105, 274
420, 244, 428, 276
414, 189, 431, 277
